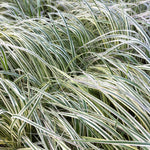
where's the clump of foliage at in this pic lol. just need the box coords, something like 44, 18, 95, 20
0, 0, 150, 149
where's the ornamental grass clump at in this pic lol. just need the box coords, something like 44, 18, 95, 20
0, 0, 150, 149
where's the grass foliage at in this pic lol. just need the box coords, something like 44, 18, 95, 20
0, 0, 150, 149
